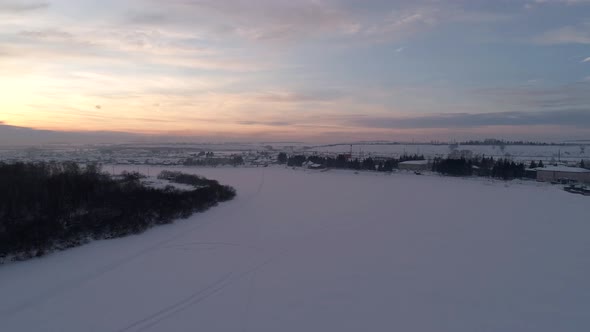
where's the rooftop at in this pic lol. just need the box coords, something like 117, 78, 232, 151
535, 166, 590, 173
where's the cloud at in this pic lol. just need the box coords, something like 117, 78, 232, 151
133, 0, 511, 44
236, 120, 293, 127
355, 5, 511, 42
19, 29, 74, 39
343, 109, 590, 129
534, 24, 590, 44
5, 26, 267, 73
473, 81, 590, 112
528, 0, 590, 5
138, 0, 354, 42
583, 57, 590, 62
0, 0, 517, 81
0, 1, 48, 13
17, 28, 199, 56
0, 123, 145, 146
253, 90, 343, 103
525, 0, 590, 9
125, 12, 169, 25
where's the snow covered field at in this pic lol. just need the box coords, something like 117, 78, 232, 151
1, 167, 589, 332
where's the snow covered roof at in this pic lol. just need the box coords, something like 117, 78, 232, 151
399, 160, 429, 165
535, 166, 590, 173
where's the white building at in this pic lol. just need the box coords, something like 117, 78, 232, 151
536, 166, 590, 183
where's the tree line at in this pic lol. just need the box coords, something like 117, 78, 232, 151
279, 152, 551, 181
278, 153, 425, 171
0, 162, 236, 262
183, 155, 244, 167
431, 157, 531, 179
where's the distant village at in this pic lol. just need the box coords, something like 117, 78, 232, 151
1, 143, 589, 195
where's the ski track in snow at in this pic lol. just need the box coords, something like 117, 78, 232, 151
116, 250, 286, 332
0, 168, 268, 318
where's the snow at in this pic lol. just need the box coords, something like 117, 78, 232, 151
536, 166, 590, 173
140, 177, 196, 191
399, 160, 429, 165
1, 167, 589, 332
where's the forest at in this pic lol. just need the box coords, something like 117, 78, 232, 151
0, 162, 236, 262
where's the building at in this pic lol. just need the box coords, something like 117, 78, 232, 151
399, 160, 430, 171
536, 166, 590, 183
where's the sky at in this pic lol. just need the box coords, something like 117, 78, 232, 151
1, 0, 589, 144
